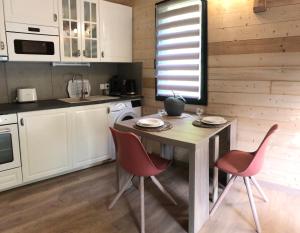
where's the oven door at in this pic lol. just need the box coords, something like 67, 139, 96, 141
0, 124, 21, 172
6, 32, 60, 62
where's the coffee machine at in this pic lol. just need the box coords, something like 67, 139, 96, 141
122, 79, 136, 95
109, 76, 137, 96
109, 76, 122, 96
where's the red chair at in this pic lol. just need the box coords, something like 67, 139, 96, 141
210, 124, 278, 233
108, 127, 177, 233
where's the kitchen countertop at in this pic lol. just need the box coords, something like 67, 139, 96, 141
0, 95, 143, 115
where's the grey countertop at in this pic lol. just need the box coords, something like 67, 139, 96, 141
0, 95, 143, 115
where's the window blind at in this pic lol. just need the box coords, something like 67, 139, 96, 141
155, 0, 203, 100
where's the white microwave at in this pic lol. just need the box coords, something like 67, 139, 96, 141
6, 22, 60, 62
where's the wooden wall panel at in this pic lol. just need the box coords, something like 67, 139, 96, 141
271, 81, 300, 95
268, 0, 300, 7
209, 20, 300, 42
209, 53, 300, 67
208, 80, 271, 94
132, 0, 300, 189
209, 67, 300, 81
209, 36, 300, 55
107, 0, 133, 6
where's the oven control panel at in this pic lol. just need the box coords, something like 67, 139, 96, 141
0, 114, 18, 125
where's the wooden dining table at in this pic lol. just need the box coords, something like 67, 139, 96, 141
115, 114, 237, 233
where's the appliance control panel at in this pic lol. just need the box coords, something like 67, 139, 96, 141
0, 114, 18, 125
109, 102, 132, 112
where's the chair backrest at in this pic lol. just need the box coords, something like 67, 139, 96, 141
242, 124, 278, 176
109, 127, 160, 176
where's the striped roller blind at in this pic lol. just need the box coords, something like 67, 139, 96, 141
155, 0, 203, 100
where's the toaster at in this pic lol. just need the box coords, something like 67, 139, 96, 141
17, 88, 37, 103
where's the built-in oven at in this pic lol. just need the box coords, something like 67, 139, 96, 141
0, 114, 21, 172
6, 23, 60, 62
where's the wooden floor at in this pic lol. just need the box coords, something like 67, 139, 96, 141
0, 163, 299, 233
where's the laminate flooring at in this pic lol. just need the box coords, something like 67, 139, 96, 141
0, 163, 299, 233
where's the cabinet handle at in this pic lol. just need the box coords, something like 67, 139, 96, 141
20, 118, 24, 126
28, 27, 40, 32
53, 13, 58, 22
101, 51, 104, 58
107, 107, 110, 114
83, 50, 86, 57
0, 41, 4, 50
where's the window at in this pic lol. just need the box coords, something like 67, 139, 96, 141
155, 0, 207, 105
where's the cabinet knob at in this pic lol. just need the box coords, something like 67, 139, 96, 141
53, 13, 58, 22
101, 51, 104, 58
0, 41, 5, 50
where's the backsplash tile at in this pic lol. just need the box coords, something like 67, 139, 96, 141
51, 65, 90, 98
0, 62, 129, 103
5, 62, 53, 101
0, 63, 8, 103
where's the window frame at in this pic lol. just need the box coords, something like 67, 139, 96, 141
154, 0, 208, 105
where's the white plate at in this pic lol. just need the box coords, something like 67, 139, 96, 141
136, 118, 164, 128
201, 116, 227, 125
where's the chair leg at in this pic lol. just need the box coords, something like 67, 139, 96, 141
244, 177, 262, 233
150, 176, 177, 205
210, 175, 237, 216
140, 176, 145, 233
250, 176, 269, 203
108, 175, 134, 210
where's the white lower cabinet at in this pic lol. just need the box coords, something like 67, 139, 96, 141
18, 109, 71, 182
0, 168, 22, 191
70, 104, 111, 169
17, 104, 111, 184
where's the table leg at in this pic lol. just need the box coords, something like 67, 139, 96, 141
212, 135, 219, 204
160, 144, 174, 160
188, 139, 210, 233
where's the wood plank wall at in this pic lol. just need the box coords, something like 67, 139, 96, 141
108, 0, 133, 6
132, 0, 300, 189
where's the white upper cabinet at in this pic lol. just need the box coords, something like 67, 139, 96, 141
0, 0, 7, 57
59, 0, 100, 62
70, 104, 111, 169
3, 0, 58, 27
99, 0, 132, 62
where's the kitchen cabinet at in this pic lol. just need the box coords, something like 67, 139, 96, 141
0, 168, 22, 191
99, 0, 132, 62
0, 0, 7, 57
59, 0, 100, 62
3, 0, 58, 27
70, 104, 111, 169
18, 109, 71, 182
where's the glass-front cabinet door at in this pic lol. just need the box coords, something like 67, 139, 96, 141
81, 0, 99, 62
60, 0, 82, 61
59, 0, 99, 62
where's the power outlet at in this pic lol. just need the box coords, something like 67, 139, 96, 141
100, 84, 106, 90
